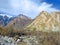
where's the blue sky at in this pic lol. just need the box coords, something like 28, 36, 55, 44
0, 0, 60, 18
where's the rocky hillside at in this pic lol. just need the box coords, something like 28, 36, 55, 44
7, 14, 32, 30
26, 11, 60, 32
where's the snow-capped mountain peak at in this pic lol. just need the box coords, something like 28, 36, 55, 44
0, 14, 13, 18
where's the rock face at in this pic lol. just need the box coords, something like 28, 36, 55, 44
7, 14, 32, 30
26, 11, 60, 32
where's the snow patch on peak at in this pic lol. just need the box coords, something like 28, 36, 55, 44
0, 14, 13, 18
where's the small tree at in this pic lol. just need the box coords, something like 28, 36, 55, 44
33, 27, 36, 31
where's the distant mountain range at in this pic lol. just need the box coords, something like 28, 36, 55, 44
0, 14, 15, 26
0, 11, 33, 30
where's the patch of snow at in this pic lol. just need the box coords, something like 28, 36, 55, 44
0, 14, 13, 18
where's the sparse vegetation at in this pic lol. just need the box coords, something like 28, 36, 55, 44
0, 27, 27, 37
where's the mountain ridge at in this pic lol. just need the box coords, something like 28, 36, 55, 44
0, 15, 15, 26
26, 11, 60, 32
7, 14, 33, 30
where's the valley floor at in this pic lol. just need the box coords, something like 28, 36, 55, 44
0, 31, 60, 45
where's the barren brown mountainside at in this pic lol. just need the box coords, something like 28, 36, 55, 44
7, 14, 32, 30
26, 11, 60, 32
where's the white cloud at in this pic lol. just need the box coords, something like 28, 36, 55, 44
38, 2, 60, 12
9, 0, 60, 18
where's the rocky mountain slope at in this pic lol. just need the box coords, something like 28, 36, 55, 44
7, 14, 32, 30
26, 11, 60, 32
